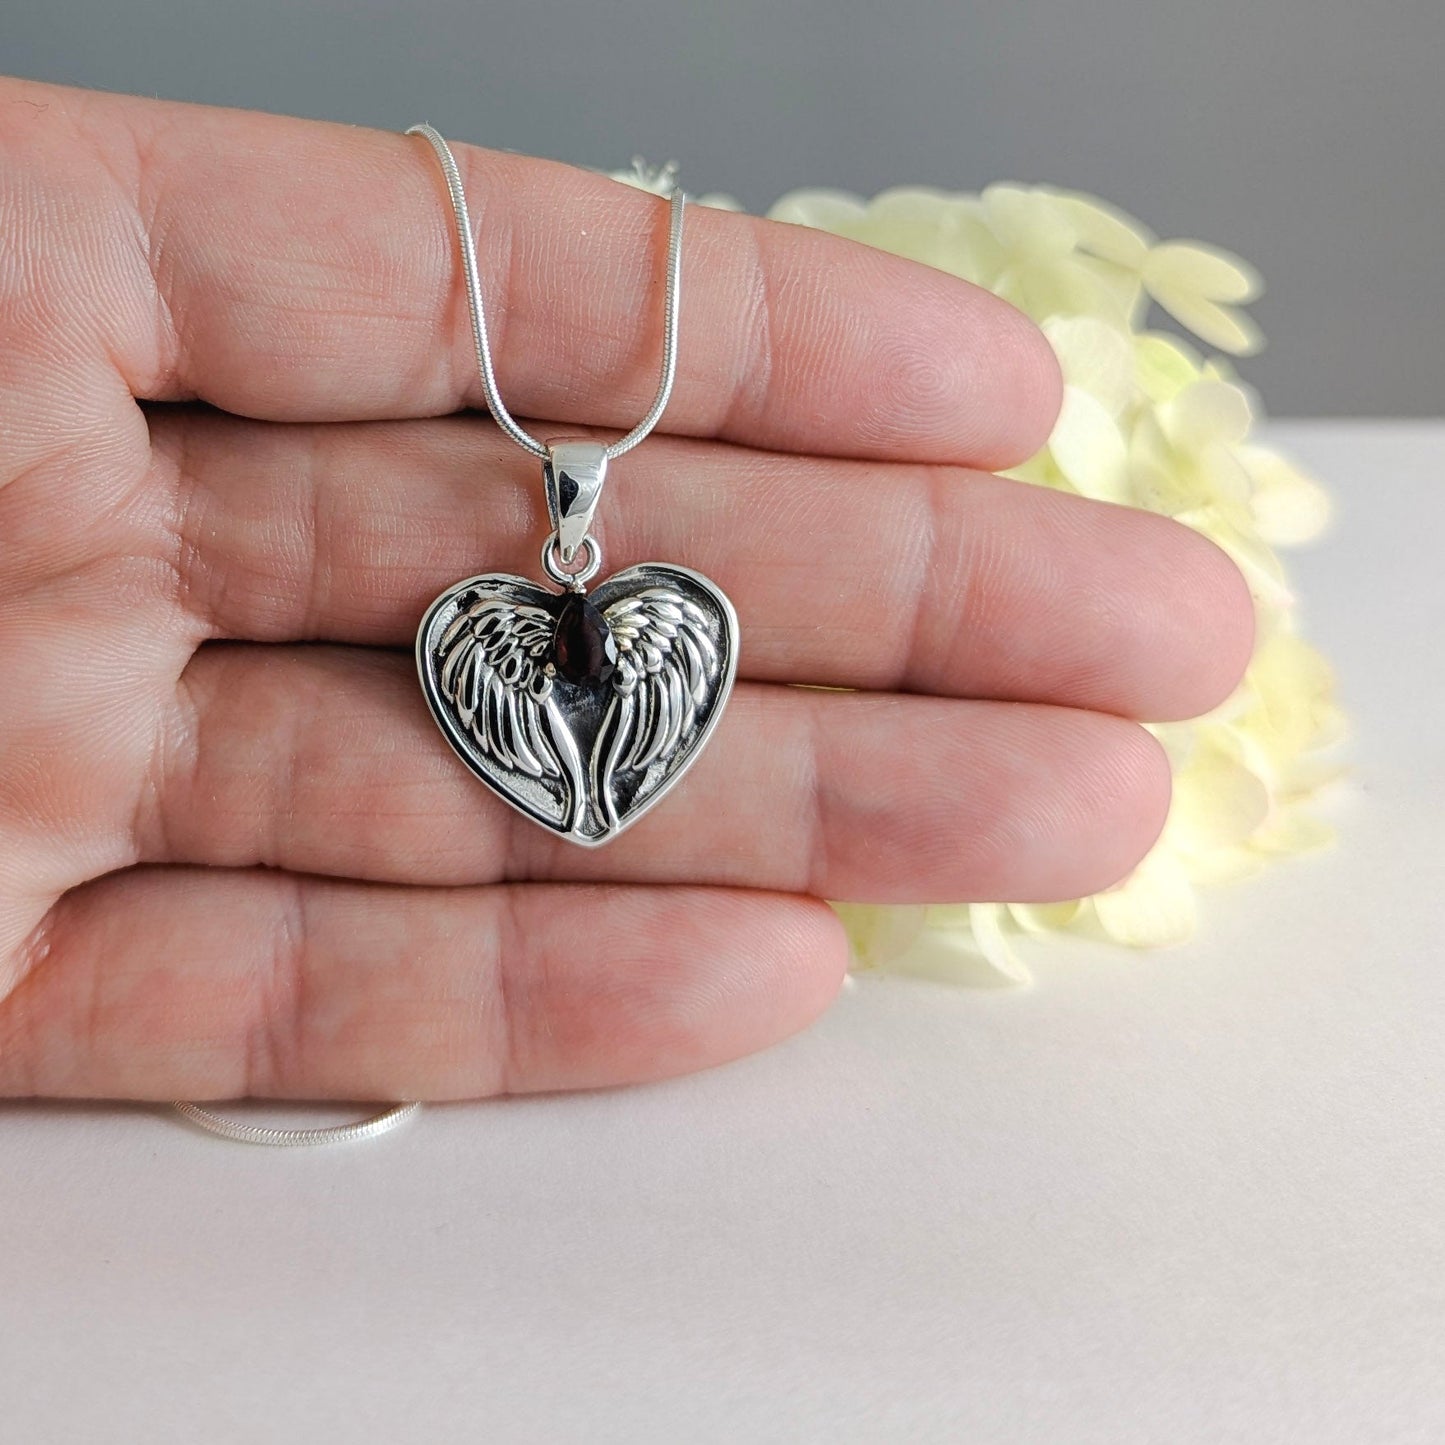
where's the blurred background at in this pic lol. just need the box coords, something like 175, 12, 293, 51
7, 0, 1440, 415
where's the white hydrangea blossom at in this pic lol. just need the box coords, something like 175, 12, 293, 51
611, 165, 1345, 983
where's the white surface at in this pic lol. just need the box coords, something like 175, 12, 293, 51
4, 421, 1442, 1444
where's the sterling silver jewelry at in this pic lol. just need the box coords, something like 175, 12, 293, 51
407, 124, 739, 846
169, 128, 730, 1148
171, 1100, 420, 1147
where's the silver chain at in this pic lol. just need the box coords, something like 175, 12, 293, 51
404, 122, 686, 461
172, 1100, 421, 1147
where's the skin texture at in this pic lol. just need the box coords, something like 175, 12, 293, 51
0, 78, 1255, 1102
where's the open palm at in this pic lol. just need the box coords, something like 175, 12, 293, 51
0, 79, 1253, 1102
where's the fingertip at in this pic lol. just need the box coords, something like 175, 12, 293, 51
780, 892, 853, 1015
968, 298, 1064, 470
703, 889, 851, 1045
856, 274, 1063, 470
1064, 717, 1176, 900
1025, 710, 1175, 903
742, 212, 1065, 468
541, 887, 850, 1092
1119, 718, 1175, 862
1193, 531, 1257, 711
1147, 521, 1258, 721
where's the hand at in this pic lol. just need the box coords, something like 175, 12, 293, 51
0, 79, 1252, 1102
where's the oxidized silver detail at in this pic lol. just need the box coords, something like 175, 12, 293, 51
417, 562, 738, 846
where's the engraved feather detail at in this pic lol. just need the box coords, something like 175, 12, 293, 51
419, 565, 736, 845
592, 587, 720, 827
435, 595, 592, 833
437, 597, 559, 776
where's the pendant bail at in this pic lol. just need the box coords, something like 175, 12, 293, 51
543, 438, 609, 565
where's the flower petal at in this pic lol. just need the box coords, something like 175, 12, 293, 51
767, 187, 869, 230
831, 902, 927, 969
1166, 741, 1272, 854
1238, 445, 1334, 546
1150, 292, 1263, 356
1251, 809, 1336, 856
1050, 385, 1131, 501
1135, 333, 1204, 403
1238, 633, 1341, 763
862, 189, 1002, 279
1093, 849, 1198, 947
1144, 241, 1262, 303
1180, 846, 1269, 887
1008, 901, 1085, 933
1044, 315, 1135, 412
1160, 379, 1254, 452
981, 183, 1077, 255
1054, 190, 1154, 267
876, 905, 1033, 987
965, 903, 1034, 985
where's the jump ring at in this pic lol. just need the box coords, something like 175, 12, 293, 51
541, 532, 602, 587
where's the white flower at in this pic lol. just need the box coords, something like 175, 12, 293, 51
618, 158, 1344, 978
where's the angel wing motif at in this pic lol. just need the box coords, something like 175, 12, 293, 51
591, 586, 720, 830
436, 595, 586, 830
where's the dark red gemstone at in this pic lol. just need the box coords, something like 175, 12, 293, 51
553, 592, 617, 687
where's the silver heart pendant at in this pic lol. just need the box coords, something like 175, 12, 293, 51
416, 561, 739, 846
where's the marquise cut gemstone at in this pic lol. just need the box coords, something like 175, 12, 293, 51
553, 592, 618, 687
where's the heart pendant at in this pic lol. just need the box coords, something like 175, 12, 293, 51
416, 561, 739, 846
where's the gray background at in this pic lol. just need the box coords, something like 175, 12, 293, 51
5, 0, 1442, 415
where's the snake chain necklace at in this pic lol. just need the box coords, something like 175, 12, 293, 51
410, 124, 739, 847
173, 124, 735, 1146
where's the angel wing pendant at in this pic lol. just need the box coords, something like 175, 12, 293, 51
416, 562, 739, 846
